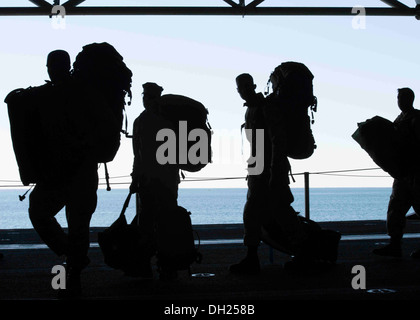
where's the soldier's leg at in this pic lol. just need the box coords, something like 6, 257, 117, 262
230, 176, 268, 274
409, 177, 420, 258
29, 182, 68, 256
387, 179, 411, 241
373, 179, 410, 257
58, 167, 98, 298
65, 167, 98, 270
269, 184, 308, 251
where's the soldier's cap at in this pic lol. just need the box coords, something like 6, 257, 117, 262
143, 82, 164, 96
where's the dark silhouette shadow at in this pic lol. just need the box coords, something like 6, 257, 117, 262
230, 70, 340, 275
129, 83, 204, 280
5, 43, 132, 298
366, 88, 420, 259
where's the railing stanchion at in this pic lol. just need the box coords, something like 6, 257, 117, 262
304, 172, 310, 219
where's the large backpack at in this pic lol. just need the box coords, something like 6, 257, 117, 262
269, 62, 317, 160
5, 85, 48, 185
352, 116, 407, 179
156, 94, 212, 172
6, 43, 132, 187
72, 42, 133, 164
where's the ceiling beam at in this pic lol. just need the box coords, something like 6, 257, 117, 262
28, 0, 52, 8
62, 0, 85, 7
0, 6, 416, 17
223, 0, 240, 8
380, 0, 410, 9
247, 0, 265, 9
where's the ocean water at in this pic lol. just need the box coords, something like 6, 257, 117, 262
0, 187, 394, 230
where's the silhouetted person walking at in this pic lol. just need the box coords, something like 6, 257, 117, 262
6, 42, 131, 297
28, 50, 99, 297
230, 74, 309, 274
130, 82, 180, 280
373, 88, 420, 258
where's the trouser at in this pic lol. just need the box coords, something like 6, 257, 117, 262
387, 176, 420, 240
132, 178, 178, 250
28, 162, 98, 269
243, 174, 307, 248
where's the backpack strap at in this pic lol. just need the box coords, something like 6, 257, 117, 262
310, 96, 318, 124
118, 192, 132, 220
289, 167, 296, 183
240, 122, 246, 155
104, 163, 111, 191
122, 106, 131, 138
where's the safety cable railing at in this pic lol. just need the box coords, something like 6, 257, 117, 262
298, 168, 389, 219
0, 167, 391, 219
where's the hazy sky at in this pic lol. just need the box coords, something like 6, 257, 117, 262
1, 0, 419, 189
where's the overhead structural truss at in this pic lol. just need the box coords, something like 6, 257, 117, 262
1, 0, 419, 17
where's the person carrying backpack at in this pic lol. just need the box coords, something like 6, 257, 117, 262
372, 88, 420, 258
130, 83, 206, 279
130, 82, 181, 280
26, 50, 99, 298
229, 73, 311, 275
230, 70, 341, 274
130, 82, 180, 199
6, 43, 132, 298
